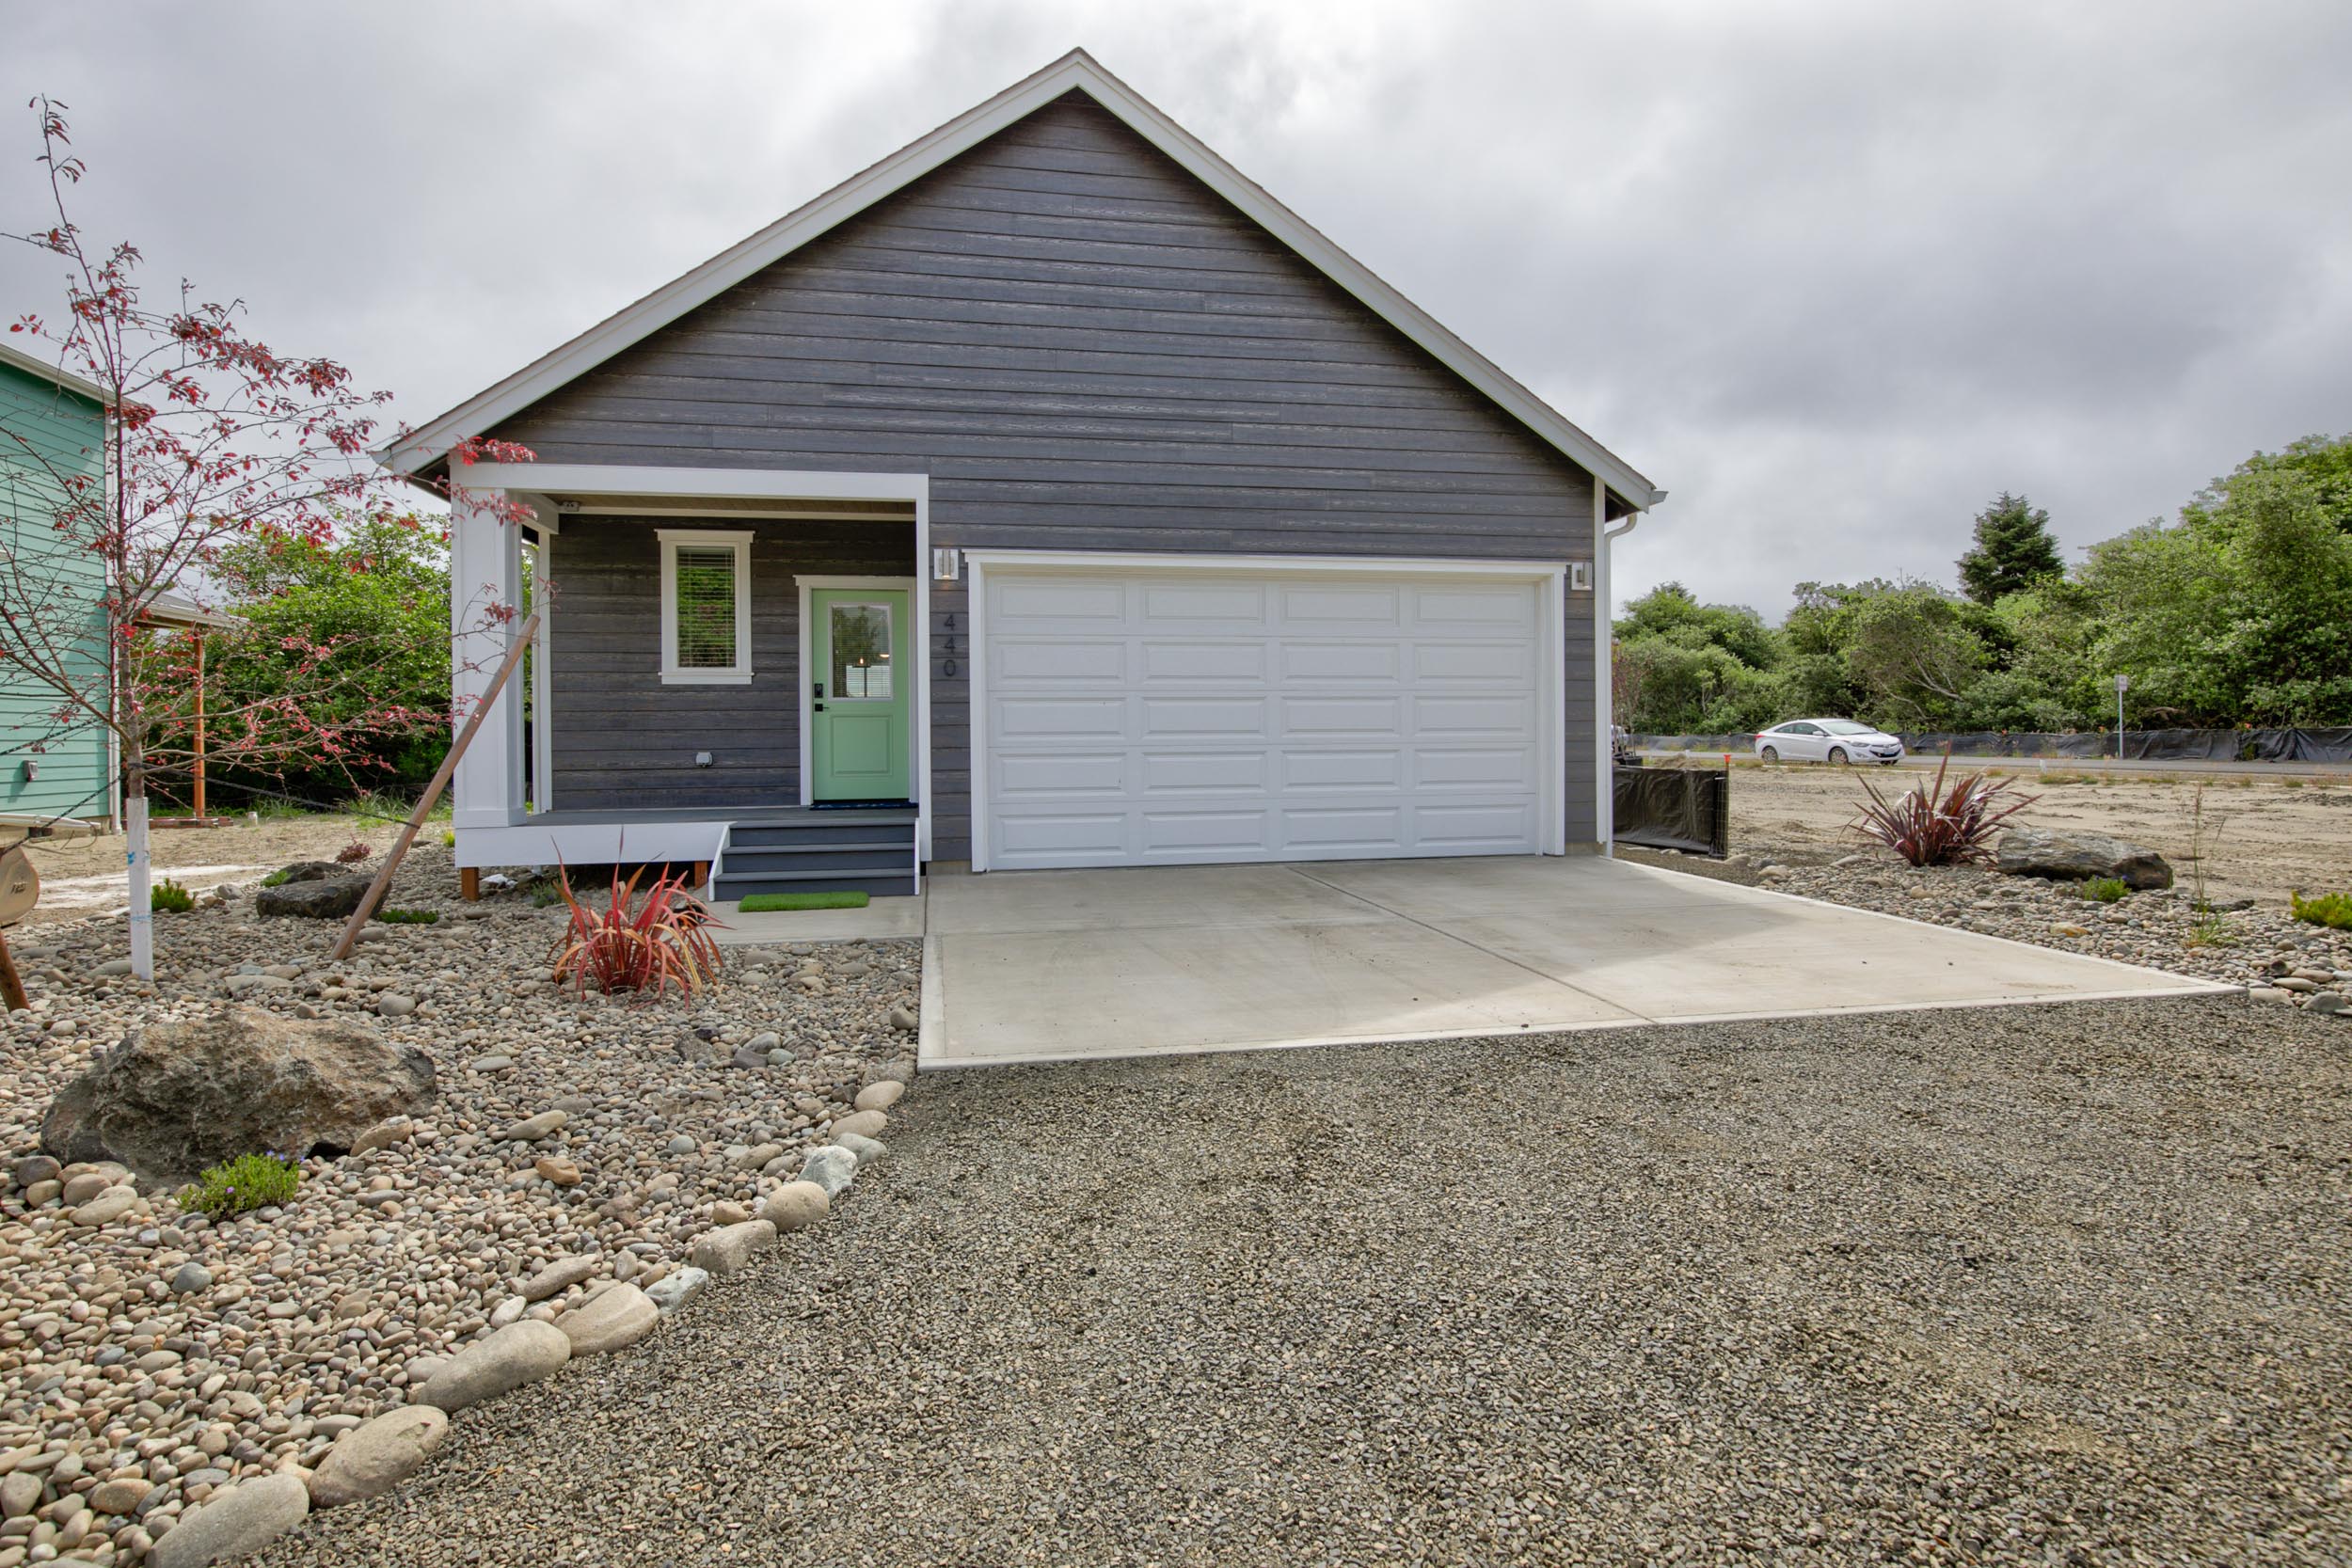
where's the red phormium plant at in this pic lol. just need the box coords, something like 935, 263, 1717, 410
335, 841, 372, 864
1851, 751, 2038, 866
550, 862, 723, 1002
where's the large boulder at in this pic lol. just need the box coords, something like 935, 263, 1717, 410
1994, 827, 2173, 890
255, 875, 372, 918
271, 860, 347, 884
40, 1006, 437, 1180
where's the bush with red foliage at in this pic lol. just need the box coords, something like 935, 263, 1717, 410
550, 863, 723, 1001
1851, 751, 2037, 867
335, 841, 371, 864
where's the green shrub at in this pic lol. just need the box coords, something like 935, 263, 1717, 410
2184, 916, 2236, 949
441, 830, 456, 848
177, 1152, 300, 1218
2079, 877, 2130, 903
375, 908, 439, 925
259, 868, 291, 888
2291, 890, 2352, 930
151, 878, 194, 913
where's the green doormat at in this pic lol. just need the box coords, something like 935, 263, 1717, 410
738, 890, 870, 912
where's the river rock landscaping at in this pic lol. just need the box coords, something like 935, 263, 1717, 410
0, 844, 917, 1566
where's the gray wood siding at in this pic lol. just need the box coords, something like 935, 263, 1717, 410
546, 517, 912, 814
497, 92, 1603, 856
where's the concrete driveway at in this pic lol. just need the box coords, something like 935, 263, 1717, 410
918, 855, 2229, 1066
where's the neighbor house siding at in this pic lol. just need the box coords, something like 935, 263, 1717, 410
547, 516, 913, 814
494, 92, 1601, 859
0, 360, 111, 823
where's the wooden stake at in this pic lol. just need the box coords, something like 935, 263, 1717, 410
0, 930, 25, 1014
331, 612, 540, 961
460, 866, 480, 902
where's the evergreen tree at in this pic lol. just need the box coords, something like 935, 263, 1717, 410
1957, 492, 2065, 604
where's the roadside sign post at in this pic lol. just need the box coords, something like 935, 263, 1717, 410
2114, 673, 2129, 762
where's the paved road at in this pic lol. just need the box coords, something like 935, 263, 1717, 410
1641, 747, 2352, 780
267, 994, 2351, 1568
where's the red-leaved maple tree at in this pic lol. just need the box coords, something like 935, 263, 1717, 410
1, 98, 531, 977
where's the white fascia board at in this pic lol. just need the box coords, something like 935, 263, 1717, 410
454, 464, 928, 504
959, 548, 1564, 578
376, 51, 1661, 510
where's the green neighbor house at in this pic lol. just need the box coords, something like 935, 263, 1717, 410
0, 338, 113, 828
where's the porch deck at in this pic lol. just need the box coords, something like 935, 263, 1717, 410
453, 804, 920, 898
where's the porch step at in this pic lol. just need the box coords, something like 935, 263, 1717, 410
713, 811, 917, 901
728, 816, 916, 849
712, 868, 916, 901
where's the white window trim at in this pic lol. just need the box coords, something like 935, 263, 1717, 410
659, 528, 755, 685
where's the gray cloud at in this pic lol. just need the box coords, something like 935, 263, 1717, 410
5, 0, 2345, 617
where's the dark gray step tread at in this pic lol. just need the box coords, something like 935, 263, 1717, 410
714, 865, 914, 885
716, 879, 916, 898
723, 839, 914, 856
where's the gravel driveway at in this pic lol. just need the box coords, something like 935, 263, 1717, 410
266, 993, 2351, 1567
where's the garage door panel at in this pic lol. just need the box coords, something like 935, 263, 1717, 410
1140, 696, 1268, 738
981, 564, 1548, 870
1141, 751, 1267, 793
1279, 583, 1404, 628
1279, 750, 1403, 790
1281, 696, 1404, 736
994, 639, 1124, 683
1140, 809, 1272, 855
1413, 641, 1536, 682
997, 696, 1127, 738
996, 752, 1126, 798
1415, 802, 1539, 848
1278, 641, 1401, 682
1280, 806, 1405, 849
1414, 747, 1535, 788
1140, 581, 1266, 626
1139, 641, 1266, 682
996, 812, 1129, 862
1411, 694, 1534, 736
1414, 584, 1536, 629
996, 579, 1127, 625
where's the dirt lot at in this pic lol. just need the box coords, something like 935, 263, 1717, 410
1715, 762, 2352, 906
1, 813, 406, 926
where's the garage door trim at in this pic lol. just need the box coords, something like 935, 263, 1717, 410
963, 550, 1567, 872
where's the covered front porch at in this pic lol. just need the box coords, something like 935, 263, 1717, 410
443, 465, 938, 898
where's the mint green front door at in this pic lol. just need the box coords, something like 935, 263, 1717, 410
810, 588, 911, 802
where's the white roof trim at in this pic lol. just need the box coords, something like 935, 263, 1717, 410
380, 48, 1661, 509
0, 339, 111, 407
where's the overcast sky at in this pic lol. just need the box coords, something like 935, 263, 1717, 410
6, 1, 2347, 618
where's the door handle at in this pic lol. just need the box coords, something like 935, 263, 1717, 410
813, 701, 826, 713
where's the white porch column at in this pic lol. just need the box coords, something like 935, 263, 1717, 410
450, 483, 526, 829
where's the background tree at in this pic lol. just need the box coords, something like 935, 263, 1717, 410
199, 516, 454, 807
1, 100, 528, 976
1956, 491, 2065, 605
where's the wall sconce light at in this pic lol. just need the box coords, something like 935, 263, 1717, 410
1567, 562, 1594, 592
931, 547, 961, 583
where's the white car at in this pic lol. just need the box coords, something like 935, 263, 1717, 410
1753, 719, 1906, 766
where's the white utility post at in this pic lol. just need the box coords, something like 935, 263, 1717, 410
2115, 673, 2129, 763
448, 483, 527, 829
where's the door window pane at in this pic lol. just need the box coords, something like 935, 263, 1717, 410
831, 602, 893, 700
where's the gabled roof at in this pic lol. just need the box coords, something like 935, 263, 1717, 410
0, 339, 111, 407
381, 48, 1662, 511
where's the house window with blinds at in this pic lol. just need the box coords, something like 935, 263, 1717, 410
658, 530, 755, 684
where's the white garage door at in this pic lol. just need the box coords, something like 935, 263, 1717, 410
976, 562, 1553, 870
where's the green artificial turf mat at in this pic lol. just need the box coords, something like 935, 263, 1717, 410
738, 890, 870, 912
